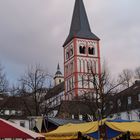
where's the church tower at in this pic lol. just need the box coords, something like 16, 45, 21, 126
54, 63, 64, 86
63, 0, 101, 100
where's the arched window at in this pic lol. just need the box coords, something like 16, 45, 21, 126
79, 46, 86, 54
83, 47, 85, 54
66, 80, 69, 91
93, 61, 96, 73
79, 59, 81, 72
71, 62, 73, 72
65, 65, 68, 75
69, 79, 72, 90
88, 47, 95, 55
87, 61, 90, 73
72, 77, 74, 88
66, 51, 69, 59
70, 48, 73, 56
83, 60, 85, 72
82, 75, 84, 88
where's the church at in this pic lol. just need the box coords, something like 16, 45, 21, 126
45, 0, 140, 121
0, 0, 140, 129
45, 0, 101, 119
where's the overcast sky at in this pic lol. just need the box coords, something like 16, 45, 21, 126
0, 0, 140, 85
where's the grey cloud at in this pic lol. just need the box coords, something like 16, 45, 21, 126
0, 0, 139, 83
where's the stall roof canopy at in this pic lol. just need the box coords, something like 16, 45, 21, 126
45, 119, 140, 140
45, 121, 98, 140
0, 118, 44, 139
106, 121, 140, 139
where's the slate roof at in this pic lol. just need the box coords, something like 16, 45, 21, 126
48, 117, 84, 126
45, 81, 64, 99
0, 95, 36, 119
63, 0, 99, 46
55, 63, 63, 76
57, 100, 97, 117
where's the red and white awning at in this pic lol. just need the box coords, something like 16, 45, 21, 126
0, 118, 45, 139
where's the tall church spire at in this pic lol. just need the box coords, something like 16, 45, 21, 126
55, 63, 62, 75
63, 0, 101, 99
57, 63, 60, 71
63, 0, 99, 46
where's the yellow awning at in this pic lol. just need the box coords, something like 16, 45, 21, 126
45, 122, 98, 140
45, 119, 140, 140
105, 121, 140, 139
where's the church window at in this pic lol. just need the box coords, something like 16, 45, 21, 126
87, 75, 90, 88
79, 46, 85, 54
83, 60, 85, 72
70, 48, 73, 56
93, 61, 96, 73
89, 60, 93, 73
67, 80, 69, 91
72, 77, 74, 88
59, 79, 61, 83
87, 61, 90, 73
82, 75, 84, 87
66, 51, 69, 59
65, 65, 68, 75
79, 59, 81, 72
69, 79, 72, 90
88, 47, 95, 55
71, 62, 74, 72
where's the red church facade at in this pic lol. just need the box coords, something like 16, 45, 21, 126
63, 0, 101, 100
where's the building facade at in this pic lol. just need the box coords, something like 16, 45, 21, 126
107, 81, 140, 120
63, 0, 101, 100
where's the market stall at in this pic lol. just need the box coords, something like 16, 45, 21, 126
0, 118, 45, 140
105, 120, 140, 139
45, 121, 98, 140
87, 119, 140, 139
45, 119, 140, 140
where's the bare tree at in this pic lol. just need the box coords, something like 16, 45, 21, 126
134, 66, 140, 80
0, 64, 9, 93
19, 65, 51, 116
79, 63, 124, 121
118, 69, 133, 89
